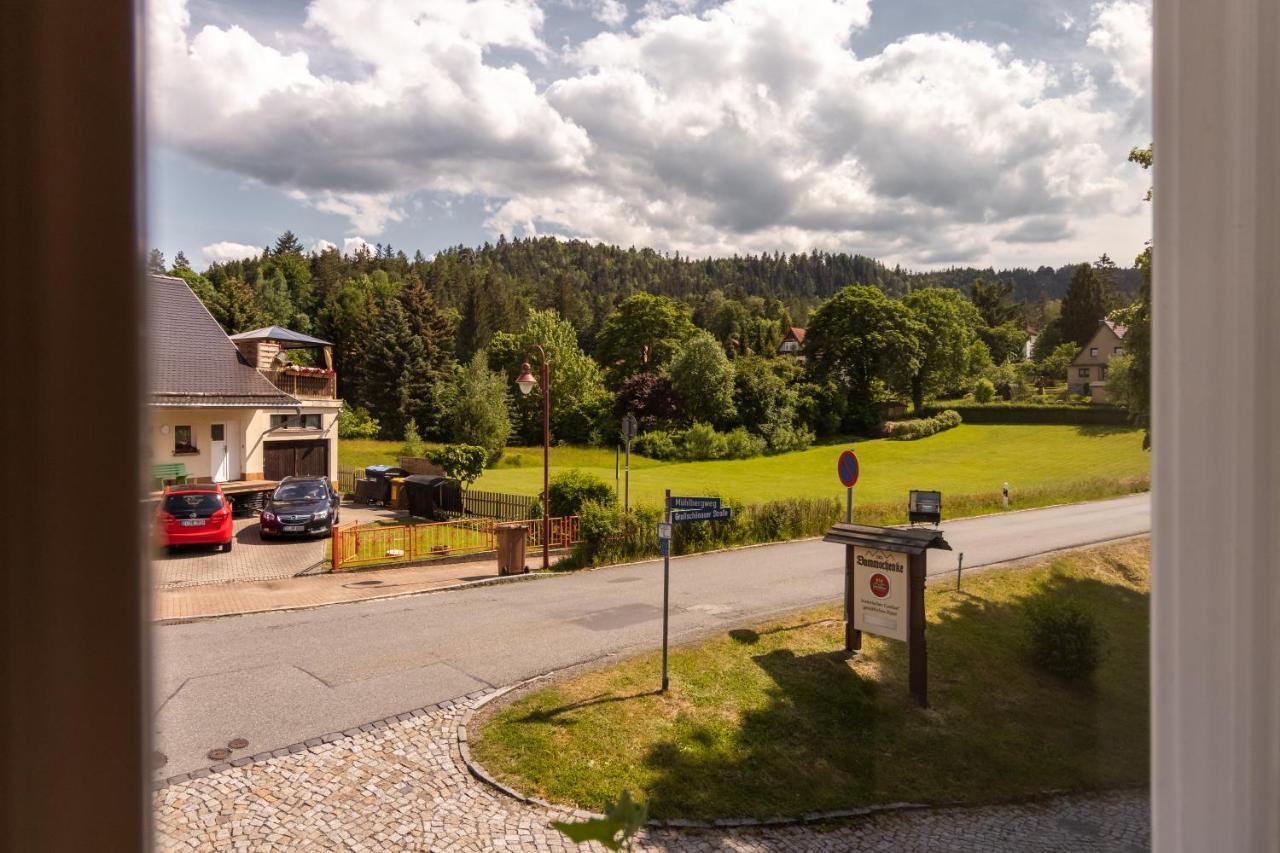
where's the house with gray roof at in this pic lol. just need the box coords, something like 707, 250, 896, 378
148, 274, 342, 488
1068, 319, 1127, 402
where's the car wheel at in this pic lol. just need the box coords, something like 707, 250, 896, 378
222, 539, 233, 553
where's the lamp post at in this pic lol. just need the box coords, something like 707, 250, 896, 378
515, 346, 550, 571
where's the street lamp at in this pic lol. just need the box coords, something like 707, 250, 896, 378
515, 345, 550, 571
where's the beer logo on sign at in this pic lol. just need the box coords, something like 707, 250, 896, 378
869, 573, 890, 598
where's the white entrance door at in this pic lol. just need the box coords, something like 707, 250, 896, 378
211, 423, 230, 482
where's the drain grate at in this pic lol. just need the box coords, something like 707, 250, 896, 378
152, 751, 168, 769
207, 747, 231, 761
347, 579, 384, 587
228, 737, 249, 750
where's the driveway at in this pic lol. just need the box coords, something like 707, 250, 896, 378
150, 518, 327, 588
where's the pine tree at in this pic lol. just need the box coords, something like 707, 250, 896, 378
217, 277, 267, 333
364, 299, 436, 438
1059, 262, 1118, 346
147, 248, 166, 274
273, 230, 304, 256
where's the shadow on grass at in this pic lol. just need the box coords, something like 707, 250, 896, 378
636, 573, 1149, 820
516, 689, 663, 725
1072, 424, 1138, 438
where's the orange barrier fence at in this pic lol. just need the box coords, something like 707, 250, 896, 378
331, 515, 579, 571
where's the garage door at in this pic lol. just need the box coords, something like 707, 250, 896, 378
264, 440, 329, 481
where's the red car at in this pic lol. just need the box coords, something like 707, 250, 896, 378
157, 483, 234, 552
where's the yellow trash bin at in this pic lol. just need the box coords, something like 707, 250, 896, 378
389, 477, 408, 510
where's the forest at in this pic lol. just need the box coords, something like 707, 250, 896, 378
151, 233, 1148, 461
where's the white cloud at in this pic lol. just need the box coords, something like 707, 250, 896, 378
154, 0, 1152, 267
201, 240, 264, 263
1087, 1, 1152, 96
311, 239, 337, 254
342, 236, 373, 256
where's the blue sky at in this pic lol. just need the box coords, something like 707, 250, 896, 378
147, 0, 1151, 269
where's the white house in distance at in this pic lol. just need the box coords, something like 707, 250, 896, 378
147, 274, 342, 495
777, 326, 806, 360
1068, 319, 1127, 402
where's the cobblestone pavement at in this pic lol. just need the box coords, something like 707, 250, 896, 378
151, 517, 327, 588
153, 695, 1150, 852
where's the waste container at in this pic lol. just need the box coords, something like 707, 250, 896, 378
389, 476, 407, 510
495, 523, 529, 575
364, 465, 408, 505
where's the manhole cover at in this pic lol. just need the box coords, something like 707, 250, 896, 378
228, 737, 249, 750
348, 579, 384, 587
152, 751, 168, 769
207, 747, 231, 761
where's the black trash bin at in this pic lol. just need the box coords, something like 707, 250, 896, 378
363, 465, 408, 505
402, 474, 462, 519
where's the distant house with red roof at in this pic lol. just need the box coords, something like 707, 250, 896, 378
777, 327, 806, 360
1069, 319, 1127, 402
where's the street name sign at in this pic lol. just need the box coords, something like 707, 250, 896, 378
671, 507, 732, 523
851, 546, 909, 642
668, 496, 721, 511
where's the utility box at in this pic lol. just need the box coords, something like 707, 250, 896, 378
496, 523, 529, 575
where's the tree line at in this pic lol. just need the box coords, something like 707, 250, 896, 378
150, 230, 1147, 460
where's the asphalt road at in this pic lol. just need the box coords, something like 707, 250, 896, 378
152, 493, 1150, 778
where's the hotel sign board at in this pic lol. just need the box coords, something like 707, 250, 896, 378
851, 546, 909, 642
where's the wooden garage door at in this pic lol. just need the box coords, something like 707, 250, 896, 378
264, 440, 328, 481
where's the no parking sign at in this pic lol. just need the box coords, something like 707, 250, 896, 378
837, 449, 860, 488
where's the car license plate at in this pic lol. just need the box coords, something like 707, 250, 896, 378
283, 524, 304, 532
180, 519, 205, 527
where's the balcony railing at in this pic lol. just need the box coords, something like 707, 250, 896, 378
261, 367, 337, 400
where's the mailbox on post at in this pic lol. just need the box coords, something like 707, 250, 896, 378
823, 522, 951, 707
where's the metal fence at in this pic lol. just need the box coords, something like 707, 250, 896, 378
331, 514, 579, 571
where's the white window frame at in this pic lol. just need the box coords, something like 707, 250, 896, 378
1152, 1, 1280, 849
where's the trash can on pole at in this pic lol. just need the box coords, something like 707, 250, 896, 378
495, 522, 529, 575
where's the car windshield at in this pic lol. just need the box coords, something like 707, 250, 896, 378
275, 482, 327, 501
163, 493, 222, 513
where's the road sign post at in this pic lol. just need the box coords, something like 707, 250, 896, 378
661, 489, 671, 692
620, 414, 638, 512
837, 449, 861, 649
659, 494, 733, 694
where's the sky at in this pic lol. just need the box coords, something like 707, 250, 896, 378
147, 0, 1152, 270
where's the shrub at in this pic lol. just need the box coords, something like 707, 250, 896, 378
886, 409, 962, 440
549, 469, 617, 517
577, 499, 619, 553
919, 403, 1128, 425
680, 421, 728, 460
762, 421, 814, 454
973, 378, 996, 404
723, 427, 767, 459
1024, 596, 1107, 680
400, 422, 426, 457
338, 403, 381, 439
426, 444, 487, 488
634, 429, 679, 460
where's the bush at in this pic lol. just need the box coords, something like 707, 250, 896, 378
1024, 596, 1107, 680
723, 427, 767, 459
549, 469, 617, 517
338, 403, 381, 439
400, 423, 426, 457
919, 403, 1129, 425
681, 421, 728, 460
762, 421, 814, 454
886, 409, 962, 440
973, 378, 996, 404
633, 429, 679, 460
577, 499, 619, 553
426, 444, 487, 488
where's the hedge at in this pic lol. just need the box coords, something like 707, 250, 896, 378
920, 403, 1129, 425
886, 409, 962, 440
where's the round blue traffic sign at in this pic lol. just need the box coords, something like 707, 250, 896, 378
838, 449, 860, 488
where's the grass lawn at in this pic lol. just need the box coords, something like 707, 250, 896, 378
471, 539, 1150, 820
342, 424, 1150, 512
